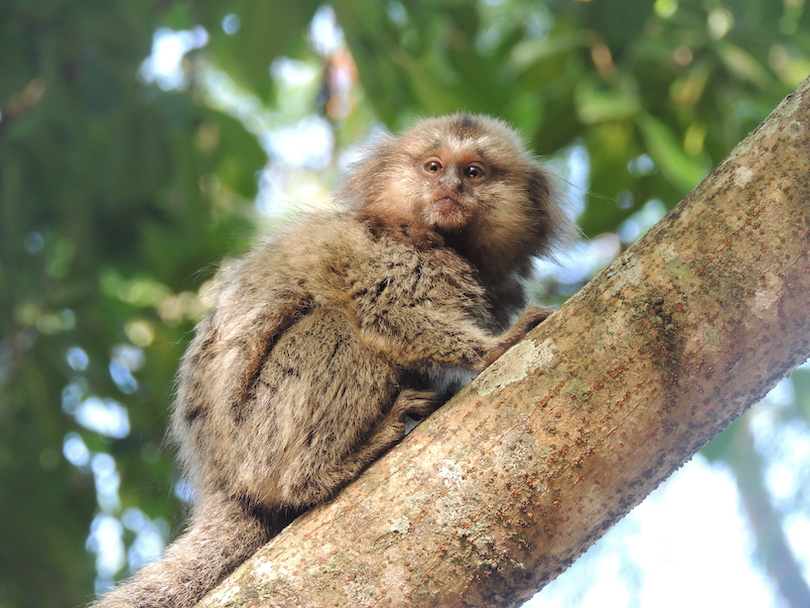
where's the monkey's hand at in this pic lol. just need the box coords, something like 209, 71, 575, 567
481, 305, 556, 368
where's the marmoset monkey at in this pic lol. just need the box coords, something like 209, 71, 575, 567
93, 113, 572, 608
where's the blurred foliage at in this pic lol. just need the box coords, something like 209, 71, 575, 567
1, 1, 809, 607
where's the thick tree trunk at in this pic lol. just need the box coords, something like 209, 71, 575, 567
199, 77, 810, 608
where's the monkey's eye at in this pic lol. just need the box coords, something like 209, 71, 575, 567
423, 160, 443, 174
463, 164, 486, 180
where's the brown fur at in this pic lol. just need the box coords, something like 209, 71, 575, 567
92, 113, 572, 608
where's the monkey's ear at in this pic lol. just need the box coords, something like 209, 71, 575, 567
523, 163, 576, 253
524, 164, 553, 209
336, 134, 397, 210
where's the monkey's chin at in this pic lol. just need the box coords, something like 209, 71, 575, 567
423, 198, 469, 232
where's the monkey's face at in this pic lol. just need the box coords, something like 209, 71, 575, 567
413, 149, 490, 232
352, 113, 567, 263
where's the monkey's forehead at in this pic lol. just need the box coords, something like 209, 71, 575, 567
396, 114, 529, 161
400, 135, 528, 167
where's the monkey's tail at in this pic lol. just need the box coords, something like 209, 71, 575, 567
92, 496, 291, 608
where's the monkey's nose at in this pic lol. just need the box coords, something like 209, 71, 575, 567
438, 172, 461, 190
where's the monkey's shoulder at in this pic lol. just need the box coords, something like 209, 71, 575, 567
212, 212, 488, 324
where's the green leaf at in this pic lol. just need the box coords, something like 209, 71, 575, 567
635, 112, 708, 193
574, 75, 641, 124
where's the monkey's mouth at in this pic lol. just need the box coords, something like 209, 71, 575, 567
424, 196, 469, 230
434, 196, 463, 216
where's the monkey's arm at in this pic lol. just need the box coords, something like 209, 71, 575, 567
480, 304, 555, 367
349, 249, 552, 372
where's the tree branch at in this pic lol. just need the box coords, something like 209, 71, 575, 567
200, 77, 810, 608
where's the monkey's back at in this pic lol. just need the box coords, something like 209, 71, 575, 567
171, 211, 497, 511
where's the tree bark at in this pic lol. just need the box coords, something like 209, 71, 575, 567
199, 77, 810, 608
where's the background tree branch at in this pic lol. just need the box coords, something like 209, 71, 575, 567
199, 77, 810, 608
